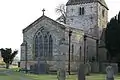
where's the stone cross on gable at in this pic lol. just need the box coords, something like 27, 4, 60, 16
42, 8, 45, 15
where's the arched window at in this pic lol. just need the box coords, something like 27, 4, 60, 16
49, 35, 53, 57
35, 36, 38, 57
39, 35, 43, 57
79, 7, 85, 15
82, 7, 84, 15
44, 35, 48, 57
34, 30, 53, 60
35, 34, 43, 57
79, 7, 82, 15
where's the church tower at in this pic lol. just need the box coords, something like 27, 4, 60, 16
66, 0, 108, 36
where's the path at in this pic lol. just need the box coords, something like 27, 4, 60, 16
0, 69, 33, 80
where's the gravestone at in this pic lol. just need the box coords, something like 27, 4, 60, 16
106, 65, 114, 80
85, 62, 91, 75
57, 69, 66, 80
100, 63, 118, 74
78, 63, 85, 80
91, 62, 99, 73
37, 62, 47, 74
56, 42, 67, 80
30, 59, 47, 74
30, 64, 37, 74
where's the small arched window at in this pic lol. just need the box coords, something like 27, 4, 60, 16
79, 7, 85, 15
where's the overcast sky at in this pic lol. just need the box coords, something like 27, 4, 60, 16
0, 0, 119, 57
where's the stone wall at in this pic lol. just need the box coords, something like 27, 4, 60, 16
21, 16, 66, 61
66, 3, 98, 30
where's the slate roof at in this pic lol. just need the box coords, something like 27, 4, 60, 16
66, 0, 108, 10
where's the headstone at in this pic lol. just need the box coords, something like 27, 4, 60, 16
100, 63, 118, 74
85, 62, 91, 75
18, 62, 20, 67
106, 65, 114, 80
57, 69, 66, 80
91, 62, 99, 73
78, 64, 85, 80
30, 64, 38, 74
30, 61, 47, 74
56, 54, 65, 69
59, 44, 68, 53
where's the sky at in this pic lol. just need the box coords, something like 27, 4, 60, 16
0, 0, 119, 58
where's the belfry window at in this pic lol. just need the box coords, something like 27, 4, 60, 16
79, 7, 85, 15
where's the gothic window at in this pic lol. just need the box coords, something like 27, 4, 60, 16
79, 7, 81, 15
82, 7, 85, 15
34, 30, 53, 59
79, 7, 85, 15
44, 35, 48, 57
49, 35, 53, 57
35, 36, 38, 57
39, 35, 43, 57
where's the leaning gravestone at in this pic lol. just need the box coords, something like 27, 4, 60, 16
106, 65, 114, 80
78, 63, 85, 80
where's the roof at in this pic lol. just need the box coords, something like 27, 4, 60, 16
23, 15, 66, 33
66, 0, 108, 10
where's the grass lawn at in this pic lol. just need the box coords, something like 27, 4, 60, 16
26, 73, 120, 80
0, 68, 120, 80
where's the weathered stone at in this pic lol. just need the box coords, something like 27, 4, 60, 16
57, 69, 66, 80
20, 0, 108, 72
78, 64, 86, 80
91, 62, 99, 73
106, 65, 114, 80
85, 62, 91, 75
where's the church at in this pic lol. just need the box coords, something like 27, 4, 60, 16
20, 0, 108, 73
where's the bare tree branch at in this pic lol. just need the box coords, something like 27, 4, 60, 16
56, 4, 66, 24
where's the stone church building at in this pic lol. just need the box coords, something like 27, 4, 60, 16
20, 0, 108, 72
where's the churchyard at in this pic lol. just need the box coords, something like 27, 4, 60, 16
0, 68, 120, 80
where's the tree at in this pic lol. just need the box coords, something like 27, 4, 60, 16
56, 4, 66, 24
105, 12, 120, 62
118, 11, 120, 23
0, 48, 18, 69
